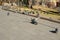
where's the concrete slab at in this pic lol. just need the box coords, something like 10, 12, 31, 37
0, 9, 60, 40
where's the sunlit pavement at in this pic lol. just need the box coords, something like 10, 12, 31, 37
0, 9, 60, 40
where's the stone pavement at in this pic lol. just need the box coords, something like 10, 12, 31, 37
0, 9, 60, 40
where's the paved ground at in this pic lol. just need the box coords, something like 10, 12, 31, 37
0, 9, 60, 40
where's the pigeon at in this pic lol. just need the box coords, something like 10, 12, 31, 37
49, 28, 58, 33
7, 12, 10, 16
31, 19, 38, 25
